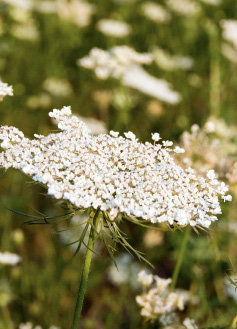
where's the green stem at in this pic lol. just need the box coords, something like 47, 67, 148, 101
71, 208, 100, 329
170, 225, 191, 292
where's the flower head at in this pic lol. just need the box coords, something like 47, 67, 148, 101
0, 106, 231, 228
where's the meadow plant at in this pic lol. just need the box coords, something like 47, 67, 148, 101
0, 106, 232, 327
136, 270, 198, 327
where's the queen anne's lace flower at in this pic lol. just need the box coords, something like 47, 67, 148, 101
136, 271, 191, 321
0, 106, 231, 227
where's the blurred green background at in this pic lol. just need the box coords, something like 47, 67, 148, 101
0, 0, 237, 328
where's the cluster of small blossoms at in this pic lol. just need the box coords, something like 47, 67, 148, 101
78, 46, 153, 80
175, 117, 237, 193
0, 80, 13, 101
0, 106, 231, 228
136, 270, 197, 326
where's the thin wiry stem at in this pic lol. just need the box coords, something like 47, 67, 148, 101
169, 225, 191, 292
71, 208, 100, 329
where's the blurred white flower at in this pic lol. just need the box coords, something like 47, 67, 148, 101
183, 318, 199, 329
43, 77, 73, 97
141, 2, 171, 24
154, 47, 194, 71
26, 93, 52, 109
97, 19, 131, 38
78, 46, 152, 80
0, 251, 21, 266
136, 271, 192, 320
108, 253, 143, 289
165, 0, 200, 16
123, 66, 181, 104
1, 0, 32, 10
221, 19, 237, 49
221, 43, 237, 63
0, 80, 13, 101
11, 21, 39, 41
57, 0, 95, 28
137, 270, 153, 287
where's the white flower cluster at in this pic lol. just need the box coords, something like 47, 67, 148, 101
136, 271, 191, 320
0, 80, 13, 101
0, 106, 231, 228
78, 46, 153, 80
221, 19, 237, 49
96, 19, 131, 38
165, 0, 200, 16
79, 46, 180, 104
141, 2, 171, 24
0, 251, 22, 265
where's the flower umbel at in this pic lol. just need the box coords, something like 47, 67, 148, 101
0, 106, 230, 228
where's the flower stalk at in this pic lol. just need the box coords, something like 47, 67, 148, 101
169, 225, 191, 292
71, 208, 100, 329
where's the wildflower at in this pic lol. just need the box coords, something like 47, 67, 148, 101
78, 46, 180, 104
165, 0, 200, 16
0, 80, 13, 101
110, 130, 119, 137
222, 195, 232, 202
57, 0, 95, 28
96, 19, 131, 38
123, 66, 180, 104
0, 251, 22, 265
107, 253, 143, 289
141, 2, 171, 24
183, 318, 198, 329
136, 271, 192, 321
124, 131, 137, 141
151, 133, 161, 142
0, 106, 231, 228
137, 270, 153, 287
173, 146, 185, 154
43, 77, 73, 97
78, 46, 153, 80
221, 20, 237, 49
